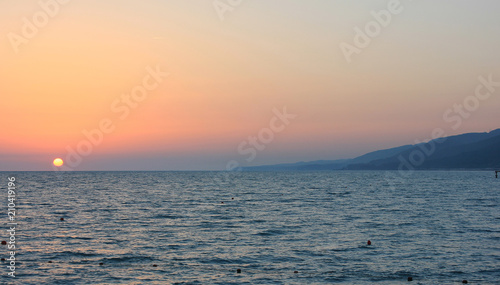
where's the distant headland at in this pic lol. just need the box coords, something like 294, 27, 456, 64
243, 128, 500, 171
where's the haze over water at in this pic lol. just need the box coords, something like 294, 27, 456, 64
3, 171, 499, 284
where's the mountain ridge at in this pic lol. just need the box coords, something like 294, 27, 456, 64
242, 128, 500, 171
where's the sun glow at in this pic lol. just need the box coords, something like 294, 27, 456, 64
53, 158, 64, 167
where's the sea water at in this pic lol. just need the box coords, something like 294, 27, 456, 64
0, 171, 498, 284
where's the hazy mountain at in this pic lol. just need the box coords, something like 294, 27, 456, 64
347, 129, 500, 170
348, 144, 414, 164
243, 129, 500, 171
242, 159, 351, 171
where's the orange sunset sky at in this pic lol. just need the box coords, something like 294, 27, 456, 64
1, 0, 500, 170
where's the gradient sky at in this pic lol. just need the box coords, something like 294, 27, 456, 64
1, 0, 500, 171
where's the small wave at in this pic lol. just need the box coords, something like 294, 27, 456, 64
152, 214, 183, 219
102, 255, 156, 263
50, 251, 99, 258
255, 229, 286, 236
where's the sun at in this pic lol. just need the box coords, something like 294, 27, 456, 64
53, 158, 64, 167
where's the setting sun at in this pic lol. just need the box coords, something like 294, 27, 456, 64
53, 158, 64, 167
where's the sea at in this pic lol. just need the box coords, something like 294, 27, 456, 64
0, 171, 498, 284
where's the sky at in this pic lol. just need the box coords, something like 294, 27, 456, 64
1, 0, 500, 171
